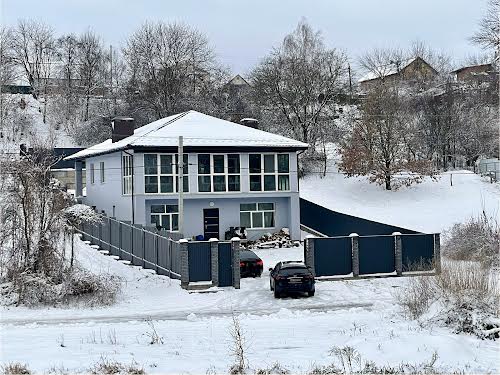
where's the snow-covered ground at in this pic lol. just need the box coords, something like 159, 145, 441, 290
1, 240, 499, 373
300, 151, 500, 234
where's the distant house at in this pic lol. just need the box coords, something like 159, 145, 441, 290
451, 63, 496, 84
358, 56, 438, 91
66, 111, 308, 241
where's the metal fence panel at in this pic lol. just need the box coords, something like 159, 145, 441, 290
100, 218, 110, 251
144, 231, 157, 271
170, 239, 181, 275
300, 198, 418, 237
132, 226, 144, 266
157, 236, 171, 276
401, 234, 435, 271
188, 242, 212, 282
109, 220, 121, 257
218, 242, 233, 287
358, 236, 395, 275
120, 224, 133, 262
314, 237, 352, 276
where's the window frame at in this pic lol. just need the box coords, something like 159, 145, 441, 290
196, 153, 241, 193
239, 202, 275, 229
122, 154, 133, 195
90, 163, 95, 185
248, 153, 290, 192
150, 204, 179, 232
143, 153, 189, 195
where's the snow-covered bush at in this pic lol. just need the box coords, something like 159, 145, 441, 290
1, 362, 31, 375
443, 212, 499, 268
89, 357, 145, 375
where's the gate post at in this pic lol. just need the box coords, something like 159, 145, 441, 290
350, 233, 359, 277
304, 235, 316, 277
231, 237, 241, 289
433, 233, 441, 274
392, 232, 402, 276
209, 238, 219, 287
180, 239, 189, 289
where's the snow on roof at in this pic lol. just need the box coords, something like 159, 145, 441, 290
358, 57, 417, 83
66, 110, 308, 160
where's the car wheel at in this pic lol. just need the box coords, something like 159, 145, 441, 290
274, 288, 280, 298
308, 291, 315, 297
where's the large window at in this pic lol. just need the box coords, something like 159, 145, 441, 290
150, 204, 179, 231
144, 154, 188, 194
122, 155, 133, 195
197, 154, 240, 192
249, 154, 290, 192
240, 203, 275, 229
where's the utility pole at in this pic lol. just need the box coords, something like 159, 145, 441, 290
178, 136, 184, 234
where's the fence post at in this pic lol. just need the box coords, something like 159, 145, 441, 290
180, 239, 189, 289
231, 237, 241, 289
209, 238, 219, 287
304, 235, 316, 277
393, 232, 402, 276
350, 233, 359, 277
118, 222, 123, 259
433, 233, 441, 274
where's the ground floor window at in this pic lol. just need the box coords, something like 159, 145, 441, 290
239, 203, 275, 229
150, 204, 179, 231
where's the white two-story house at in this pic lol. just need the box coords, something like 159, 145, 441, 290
66, 110, 308, 240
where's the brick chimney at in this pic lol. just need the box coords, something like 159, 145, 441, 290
111, 116, 135, 143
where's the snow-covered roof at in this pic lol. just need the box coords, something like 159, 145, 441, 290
358, 57, 418, 83
66, 110, 308, 160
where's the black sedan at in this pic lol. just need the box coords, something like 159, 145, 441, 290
269, 261, 315, 298
240, 250, 263, 277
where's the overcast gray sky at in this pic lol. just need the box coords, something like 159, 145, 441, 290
1, 0, 487, 74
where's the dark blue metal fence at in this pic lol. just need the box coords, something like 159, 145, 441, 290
314, 237, 352, 276
300, 198, 418, 237
401, 234, 435, 271
218, 242, 233, 287
358, 235, 396, 275
188, 242, 212, 282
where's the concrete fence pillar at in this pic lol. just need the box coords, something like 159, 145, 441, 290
180, 239, 189, 289
209, 238, 219, 287
350, 233, 359, 277
392, 232, 402, 276
304, 235, 316, 277
433, 233, 441, 274
231, 237, 241, 289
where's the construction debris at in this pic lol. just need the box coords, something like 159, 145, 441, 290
243, 228, 301, 249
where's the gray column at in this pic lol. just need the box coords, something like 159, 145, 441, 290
304, 235, 316, 277
231, 237, 241, 289
75, 161, 83, 199
433, 233, 441, 274
180, 239, 189, 289
393, 232, 402, 276
350, 233, 359, 277
209, 238, 219, 287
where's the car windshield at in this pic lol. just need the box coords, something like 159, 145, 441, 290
279, 267, 310, 276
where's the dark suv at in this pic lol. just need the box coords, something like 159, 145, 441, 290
269, 261, 315, 298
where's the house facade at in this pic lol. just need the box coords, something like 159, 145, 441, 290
66, 111, 308, 241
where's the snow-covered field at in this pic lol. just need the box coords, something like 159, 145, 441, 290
1, 239, 499, 373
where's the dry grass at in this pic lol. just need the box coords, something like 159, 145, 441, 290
1, 363, 31, 375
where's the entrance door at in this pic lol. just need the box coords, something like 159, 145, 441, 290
203, 208, 219, 240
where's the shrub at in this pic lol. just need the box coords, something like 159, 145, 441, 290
1, 362, 31, 375
443, 212, 499, 268
89, 358, 145, 375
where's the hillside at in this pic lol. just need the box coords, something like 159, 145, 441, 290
300, 152, 500, 234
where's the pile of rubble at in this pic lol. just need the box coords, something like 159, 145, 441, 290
243, 228, 301, 249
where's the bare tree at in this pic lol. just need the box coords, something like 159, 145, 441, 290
123, 21, 222, 122
10, 20, 56, 122
339, 84, 436, 190
470, 0, 500, 61
77, 30, 106, 121
55, 34, 80, 122
250, 20, 348, 147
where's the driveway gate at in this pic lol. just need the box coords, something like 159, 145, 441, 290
218, 242, 233, 287
188, 242, 212, 282
313, 237, 352, 276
